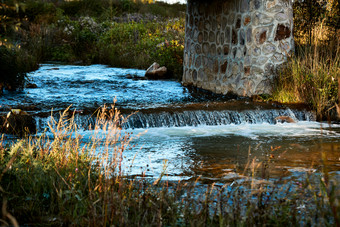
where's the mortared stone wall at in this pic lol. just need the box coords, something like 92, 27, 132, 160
182, 0, 294, 96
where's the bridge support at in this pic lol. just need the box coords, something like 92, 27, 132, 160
182, 0, 294, 96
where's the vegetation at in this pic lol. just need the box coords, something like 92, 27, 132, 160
271, 0, 340, 120
1, 106, 339, 226
0, 44, 38, 94
0, 0, 186, 93
272, 27, 339, 120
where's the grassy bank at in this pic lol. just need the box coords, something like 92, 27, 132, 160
0, 0, 185, 92
0, 106, 339, 226
272, 26, 340, 120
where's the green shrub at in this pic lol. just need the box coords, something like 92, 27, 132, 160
98, 19, 184, 78
24, 0, 57, 24
0, 46, 38, 94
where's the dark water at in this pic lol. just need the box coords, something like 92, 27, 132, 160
1, 64, 339, 183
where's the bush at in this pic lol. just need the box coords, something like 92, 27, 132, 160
0, 46, 38, 94
98, 19, 185, 78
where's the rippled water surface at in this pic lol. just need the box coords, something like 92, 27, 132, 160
0, 64, 191, 111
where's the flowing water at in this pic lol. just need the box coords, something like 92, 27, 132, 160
1, 64, 339, 183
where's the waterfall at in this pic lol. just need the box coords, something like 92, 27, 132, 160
34, 108, 315, 132
123, 109, 315, 129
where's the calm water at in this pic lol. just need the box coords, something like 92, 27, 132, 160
1, 64, 339, 183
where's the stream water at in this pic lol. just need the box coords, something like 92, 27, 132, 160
1, 64, 339, 183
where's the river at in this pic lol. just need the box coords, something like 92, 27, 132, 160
1, 64, 339, 183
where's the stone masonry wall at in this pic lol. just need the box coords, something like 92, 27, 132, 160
182, 0, 294, 96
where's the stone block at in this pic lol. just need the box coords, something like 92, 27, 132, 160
203, 42, 209, 55
221, 60, 228, 74
217, 46, 222, 55
231, 62, 240, 75
273, 53, 284, 63
244, 15, 251, 26
236, 16, 242, 29
262, 43, 276, 55
198, 68, 204, 81
216, 31, 221, 45
223, 45, 230, 55
204, 31, 209, 42
246, 28, 252, 43
232, 47, 237, 57
244, 66, 251, 75
198, 32, 204, 43
256, 56, 269, 65
251, 66, 264, 74
213, 60, 219, 74
195, 44, 202, 55
275, 12, 288, 21
240, 0, 250, 12
266, 1, 282, 13
195, 56, 202, 68
236, 48, 244, 59
275, 24, 291, 41
228, 13, 235, 25
244, 56, 251, 66
240, 29, 245, 45
209, 31, 216, 42
224, 27, 231, 43
209, 44, 217, 56
253, 47, 261, 56
232, 29, 238, 45
253, 13, 273, 26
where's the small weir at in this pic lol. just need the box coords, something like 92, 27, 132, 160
123, 108, 314, 129
33, 105, 315, 132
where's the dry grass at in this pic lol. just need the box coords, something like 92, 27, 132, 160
273, 23, 340, 120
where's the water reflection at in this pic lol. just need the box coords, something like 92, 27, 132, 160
110, 122, 340, 182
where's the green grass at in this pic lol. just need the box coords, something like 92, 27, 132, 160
0, 106, 339, 226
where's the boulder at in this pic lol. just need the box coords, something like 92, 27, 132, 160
274, 116, 296, 123
0, 109, 36, 136
145, 62, 168, 79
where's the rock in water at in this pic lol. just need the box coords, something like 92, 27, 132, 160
26, 83, 38, 88
0, 109, 36, 136
145, 62, 167, 79
275, 116, 296, 123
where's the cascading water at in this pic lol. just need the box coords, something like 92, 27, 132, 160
33, 107, 315, 132
123, 108, 315, 129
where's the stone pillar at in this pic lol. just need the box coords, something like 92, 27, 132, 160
182, 0, 294, 96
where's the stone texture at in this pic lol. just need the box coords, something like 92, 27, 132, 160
183, 0, 294, 96
275, 24, 291, 41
